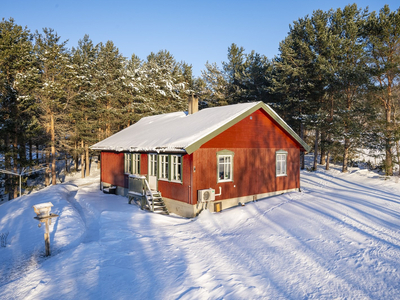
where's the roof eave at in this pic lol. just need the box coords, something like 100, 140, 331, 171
90, 145, 187, 154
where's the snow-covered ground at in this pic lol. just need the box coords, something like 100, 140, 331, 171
1, 160, 400, 299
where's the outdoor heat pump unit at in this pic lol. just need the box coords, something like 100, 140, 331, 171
198, 189, 215, 203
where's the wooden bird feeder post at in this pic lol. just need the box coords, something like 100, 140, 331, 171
33, 202, 59, 256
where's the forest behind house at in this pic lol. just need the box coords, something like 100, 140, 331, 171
1, 4, 399, 199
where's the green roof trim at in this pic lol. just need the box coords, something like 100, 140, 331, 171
184, 102, 311, 154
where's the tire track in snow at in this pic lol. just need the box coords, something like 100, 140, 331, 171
65, 189, 100, 244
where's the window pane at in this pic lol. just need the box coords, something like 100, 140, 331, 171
170, 155, 182, 182
149, 154, 157, 176
219, 161, 224, 180
225, 163, 231, 180
218, 155, 232, 181
159, 155, 168, 179
276, 153, 287, 176
135, 154, 140, 174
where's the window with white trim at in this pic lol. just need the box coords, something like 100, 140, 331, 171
217, 150, 234, 182
132, 154, 140, 174
159, 155, 169, 180
171, 155, 182, 182
148, 154, 157, 177
124, 153, 131, 174
124, 153, 140, 174
276, 151, 287, 177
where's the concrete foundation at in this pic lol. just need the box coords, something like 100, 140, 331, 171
101, 181, 298, 218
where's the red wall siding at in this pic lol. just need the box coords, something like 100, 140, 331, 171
193, 148, 299, 200
140, 153, 148, 175
192, 108, 301, 201
201, 109, 299, 149
101, 152, 125, 187
158, 154, 193, 203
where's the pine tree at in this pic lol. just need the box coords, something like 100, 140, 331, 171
34, 28, 71, 185
201, 62, 228, 106
223, 43, 247, 104
273, 29, 313, 169
330, 4, 370, 172
0, 18, 38, 197
364, 5, 400, 175
273, 12, 334, 170
70, 35, 99, 177
140, 50, 188, 115
125, 54, 149, 122
242, 51, 272, 103
94, 41, 128, 140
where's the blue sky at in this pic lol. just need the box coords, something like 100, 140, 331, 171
2, 1, 398, 76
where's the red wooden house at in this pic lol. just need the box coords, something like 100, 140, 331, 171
90, 100, 310, 217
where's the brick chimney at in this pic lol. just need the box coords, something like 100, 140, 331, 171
188, 94, 198, 114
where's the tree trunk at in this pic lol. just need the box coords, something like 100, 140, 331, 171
342, 137, 350, 173
36, 143, 40, 164
20, 142, 26, 168
65, 153, 69, 173
385, 108, 393, 176
300, 122, 305, 170
313, 129, 319, 171
13, 134, 18, 199
29, 139, 33, 165
74, 140, 79, 171
5, 133, 11, 197
342, 92, 352, 174
45, 146, 50, 187
397, 141, 400, 177
85, 143, 90, 177
385, 141, 393, 176
81, 140, 85, 178
320, 131, 326, 165
106, 123, 111, 138
326, 133, 331, 171
326, 151, 330, 170
51, 113, 57, 185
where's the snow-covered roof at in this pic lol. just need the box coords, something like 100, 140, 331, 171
90, 101, 310, 154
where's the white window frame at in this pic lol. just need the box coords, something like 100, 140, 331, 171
125, 153, 140, 175
124, 153, 132, 174
217, 150, 234, 183
148, 154, 157, 177
159, 154, 169, 180
171, 155, 182, 183
132, 154, 140, 174
276, 150, 288, 177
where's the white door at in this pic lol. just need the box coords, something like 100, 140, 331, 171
148, 154, 158, 190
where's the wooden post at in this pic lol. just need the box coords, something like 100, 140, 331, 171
44, 219, 50, 256
34, 214, 58, 256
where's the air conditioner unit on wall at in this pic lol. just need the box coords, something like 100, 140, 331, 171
198, 189, 215, 203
